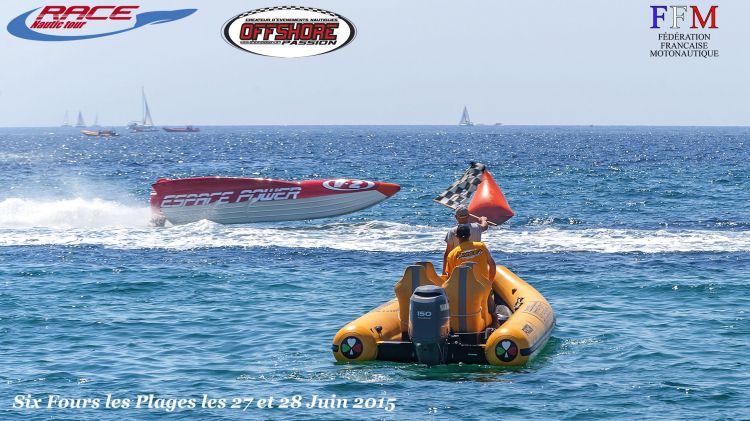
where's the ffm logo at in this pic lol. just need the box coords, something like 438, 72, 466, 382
650, 5, 718, 29
647, 5, 719, 58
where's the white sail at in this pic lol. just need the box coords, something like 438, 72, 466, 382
61, 111, 71, 127
93, 113, 100, 127
459, 106, 473, 126
142, 87, 154, 127
75, 111, 86, 128
128, 88, 158, 132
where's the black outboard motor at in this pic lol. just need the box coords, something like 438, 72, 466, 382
409, 285, 450, 365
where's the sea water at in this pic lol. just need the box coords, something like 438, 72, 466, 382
1, 125, 748, 419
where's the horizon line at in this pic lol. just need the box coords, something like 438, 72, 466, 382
1, 124, 749, 129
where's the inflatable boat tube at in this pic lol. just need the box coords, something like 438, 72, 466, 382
331, 264, 555, 366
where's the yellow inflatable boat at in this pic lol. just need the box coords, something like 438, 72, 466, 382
331, 262, 555, 366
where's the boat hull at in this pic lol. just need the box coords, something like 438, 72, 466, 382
331, 265, 555, 366
129, 126, 158, 132
81, 130, 118, 137
150, 177, 400, 225
163, 127, 199, 132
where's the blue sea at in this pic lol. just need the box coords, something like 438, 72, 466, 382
1, 126, 748, 420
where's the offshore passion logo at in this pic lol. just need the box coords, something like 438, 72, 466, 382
222, 6, 356, 58
7, 5, 196, 41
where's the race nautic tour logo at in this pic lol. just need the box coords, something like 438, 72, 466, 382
7, 5, 196, 41
222, 6, 356, 58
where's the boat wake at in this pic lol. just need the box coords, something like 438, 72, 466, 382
1, 197, 749, 253
0, 197, 149, 229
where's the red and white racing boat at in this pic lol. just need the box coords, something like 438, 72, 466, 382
150, 177, 400, 226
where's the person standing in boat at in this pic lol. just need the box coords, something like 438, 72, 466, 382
445, 224, 497, 281
442, 205, 489, 275
445, 224, 499, 328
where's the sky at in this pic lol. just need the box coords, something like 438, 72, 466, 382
0, 0, 748, 126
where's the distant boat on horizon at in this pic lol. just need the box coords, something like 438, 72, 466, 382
163, 125, 200, 133
128, 87, 158, 132
459, 106, 473, 126
75, 111, 86, 128
92, 113, 101, 128
81, 129, 118, 137
61, 111, 71, 127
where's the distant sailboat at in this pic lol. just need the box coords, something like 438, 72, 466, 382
128, 87, 158, 132
61, 111, 71, 127
75, 111, 86, 128
92, 113, 101, 127
459, 106, 473, 126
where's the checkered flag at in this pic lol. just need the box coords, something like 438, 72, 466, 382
433, 162, 486, 208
